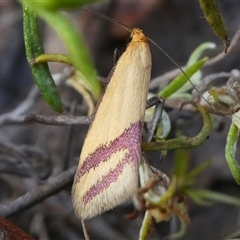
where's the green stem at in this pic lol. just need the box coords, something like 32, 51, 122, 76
142, 103, 212, 151
31, 54, 72, 66
225, 122, 240, 184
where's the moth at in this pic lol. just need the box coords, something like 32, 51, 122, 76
72, 28, 152, 219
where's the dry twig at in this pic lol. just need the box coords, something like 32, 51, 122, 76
0, 165, 77, 218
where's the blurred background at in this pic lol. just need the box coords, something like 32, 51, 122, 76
1, 0, 240, 239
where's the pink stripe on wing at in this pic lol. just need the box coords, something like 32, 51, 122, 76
83, 152, 135, 204
74, 121, 142, 183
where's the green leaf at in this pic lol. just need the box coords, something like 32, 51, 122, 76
198, 0, 230, 53
187, 42, 216, 67
189, 189, 240, 207
225, 123, 240, 185
21, 1, 102, 101
22, 0, 104, 11
23, 6, 64, 112
175, 42, 216, 94
185, 189, 214, 206
158, 57, 208, 99
187, 159, 212, 180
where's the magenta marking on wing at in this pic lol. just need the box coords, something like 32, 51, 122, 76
74, 121, 142, 183
83, 152, 135, 204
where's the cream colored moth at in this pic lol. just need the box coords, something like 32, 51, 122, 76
72, 28, 152, 220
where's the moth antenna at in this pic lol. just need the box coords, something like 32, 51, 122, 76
81, 8, 132, 34
148, 37, 210, 105
82, 8, 210, 106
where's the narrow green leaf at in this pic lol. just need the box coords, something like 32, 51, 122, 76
23, 5, 64, 112
158, 57, 208, 99
199, 0, 230, 53
189, 189, 240, 207
185, 189, 214, 206
225, 123, 240, 185
187, 159, 212, 180
175, 42, 215, 93
24, 0, 103, 11
21, 0, 102, 101
187, 42, 216, 67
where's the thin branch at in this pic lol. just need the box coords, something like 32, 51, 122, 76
0, 160, 30, 177
25, 114, 91, 125
0, 136, 46, 182
0, 69, 76, 127
0, 165, 77, 218
192, 70, 239, 97
0, 86, 39, 126
1, 114, 91, 126
204, 28, 240, 67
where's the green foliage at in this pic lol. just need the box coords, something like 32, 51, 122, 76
23, 6, 64, 112
158, 57, 208, 99
198, 0, 230, 53
20, 0, 103, 112
25, 0, 101, 10
225, 123, 240, 184
16, 1, 240, 238
173, 147, 240, 207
